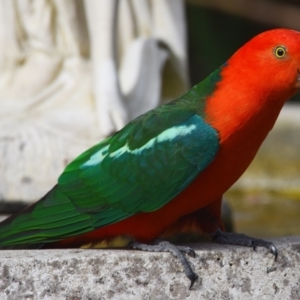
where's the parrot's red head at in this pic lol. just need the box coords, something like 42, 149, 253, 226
227, 28, 300, 99
206, 29, 300, 141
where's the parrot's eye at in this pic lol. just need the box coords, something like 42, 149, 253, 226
274, 46, 286, 58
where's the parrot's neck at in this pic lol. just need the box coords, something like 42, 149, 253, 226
203, 63, 291, 144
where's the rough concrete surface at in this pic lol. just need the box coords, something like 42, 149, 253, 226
0, 236, 300, 300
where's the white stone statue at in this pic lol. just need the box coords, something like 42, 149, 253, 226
0, 0, 189, 203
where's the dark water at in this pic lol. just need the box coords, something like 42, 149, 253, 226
226, 191, 300, 238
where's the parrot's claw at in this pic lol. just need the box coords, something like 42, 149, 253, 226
251, 239, 278, 260
270, 244, 278, 261
212, 229, 278, 260
187, 271, 199, 289
128, 239, 199, 289
177, 245, 196, 258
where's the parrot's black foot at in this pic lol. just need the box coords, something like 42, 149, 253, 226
128, 239, 198, 289
211, 229, 278, 260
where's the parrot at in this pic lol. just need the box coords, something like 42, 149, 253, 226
1, 29, 300, 288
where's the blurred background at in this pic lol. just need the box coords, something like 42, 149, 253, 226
0, 0, 300, 239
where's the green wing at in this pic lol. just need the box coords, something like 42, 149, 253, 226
0, 69, 222, 247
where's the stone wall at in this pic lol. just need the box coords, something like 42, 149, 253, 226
0, 236, 299, 299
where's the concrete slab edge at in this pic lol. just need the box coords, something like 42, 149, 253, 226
0, 236, 300, 299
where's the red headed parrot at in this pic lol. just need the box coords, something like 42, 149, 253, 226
1, 29, 300, 288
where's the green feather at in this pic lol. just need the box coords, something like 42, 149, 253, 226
0, 67, 223, 247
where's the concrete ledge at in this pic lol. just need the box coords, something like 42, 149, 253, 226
1, 236, 300, 299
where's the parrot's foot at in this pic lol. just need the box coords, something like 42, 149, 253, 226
128, 239, 198, 289
212, 229, 278, 260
